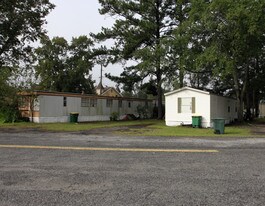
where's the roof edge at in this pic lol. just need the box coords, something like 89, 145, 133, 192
164, 87, 210, 96
101, 87, 123, 97
18, 90, 152, 101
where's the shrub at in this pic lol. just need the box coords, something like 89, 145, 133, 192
0, 103, 21, 123
110, 112, 119, 121
137, 105, 149, 119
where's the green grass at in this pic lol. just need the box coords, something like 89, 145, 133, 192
253, 118, 265, 124
116, 120, 252, 137
140, 125, 250, 137
0, 120, 155, 132
0, 119, 254, 137
0, 117, 4, 124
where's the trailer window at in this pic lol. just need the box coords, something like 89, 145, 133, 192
118, 100, 122, 108
63, 97, 67, 107
178, 97, 195, 113
90, 99, 97, 107
81, 98, 89, 107
106, 99, 113, 107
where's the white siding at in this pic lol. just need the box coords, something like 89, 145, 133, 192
210, 95, 237, 125
34, 94, 153, 123
165, 89, 211, 127
259, 103, 265, 117
165, 87, 238, 128
38, 95, 81, 123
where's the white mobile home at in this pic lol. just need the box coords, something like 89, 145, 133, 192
19, 91, 153, 123
259, 102, 265, 117
165, 87, 238, 127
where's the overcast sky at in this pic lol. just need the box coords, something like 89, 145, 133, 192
45, 0, 119, 87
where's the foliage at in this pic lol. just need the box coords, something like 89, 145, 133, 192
0, 0, 54, 68
0, 68, 20, 122
180, 0, 265, 121
105, 68, 142, 95
0, 101, 21, 123
140, 81, 158, 96
35, 36, 95, 93
110, 112, 119, 121
92, 0, 191, 119
136, 105, 149, 119
0, 0, 54, 122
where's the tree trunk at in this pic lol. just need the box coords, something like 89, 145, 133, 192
245, 88, 251, 120
233, 67, 248, 122
252, 89, 256, 118
179, 68, 184, 88
157, 84, 163, 119
156, 65, 163, 119
155, 0, 163, 119
236, 97, 244, 122
29, 97, 34, 123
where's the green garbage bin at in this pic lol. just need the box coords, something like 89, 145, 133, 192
70, 112, 79, 123
192, 116, 202, 128
212, 118, 225, 134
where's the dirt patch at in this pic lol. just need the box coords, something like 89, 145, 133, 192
77, 124, 153, 135
0, 127, 45, 133
0, 123, 154, 135
251, 124, 265, 135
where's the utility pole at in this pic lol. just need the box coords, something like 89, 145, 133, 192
96, 56, 107, 95
100, 63, 103, 94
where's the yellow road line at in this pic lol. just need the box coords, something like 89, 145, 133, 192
0, 144, 219, 153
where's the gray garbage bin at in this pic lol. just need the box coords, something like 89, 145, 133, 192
212, 118, 225, 134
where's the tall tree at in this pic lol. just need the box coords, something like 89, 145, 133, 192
105, 67, 142, 96
0, 66, 20, 122
92, 0, 189, 119
35, 36, 95, 93
0, 0, 54, 68
67, 36, 95, 93
184, 0, 265, 121
0, 0, 54, 121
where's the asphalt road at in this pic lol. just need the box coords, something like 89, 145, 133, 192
0, 131, 265, 206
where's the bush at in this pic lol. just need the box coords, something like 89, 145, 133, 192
110, 112, 119, 121
0, 103, 21, 123
0, 113, 4, 123
137, 105, 149, 119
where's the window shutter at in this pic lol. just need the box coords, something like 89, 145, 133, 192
192, 97, 196, 113
178, 98, 182, 113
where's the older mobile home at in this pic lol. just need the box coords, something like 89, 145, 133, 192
19, 91, 153, 123
165, 87, 238, 127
